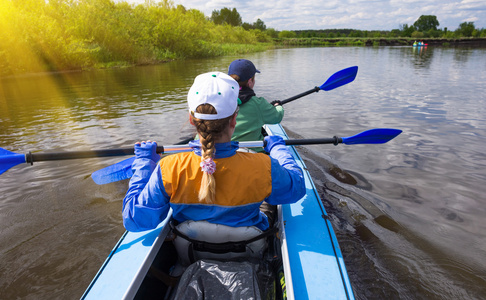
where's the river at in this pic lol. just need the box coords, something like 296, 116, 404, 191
1, 46, 485, 299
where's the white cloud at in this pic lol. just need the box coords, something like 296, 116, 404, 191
120, 0, 486, 30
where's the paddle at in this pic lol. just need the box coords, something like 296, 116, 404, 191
0, 128, 402, 183
279, 66, 358, 105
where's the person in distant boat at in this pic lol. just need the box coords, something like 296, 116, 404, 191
122, 72, 305, 234
228, 59, 284, 152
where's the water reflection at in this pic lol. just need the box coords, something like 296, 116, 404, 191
453, 48, 474, 64
411, 45, 433, 69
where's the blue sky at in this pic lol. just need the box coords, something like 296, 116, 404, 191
124, 0, 486, 31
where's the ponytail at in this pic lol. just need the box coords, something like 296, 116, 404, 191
229, 74, 253, 88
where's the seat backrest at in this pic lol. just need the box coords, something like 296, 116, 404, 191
173, 220, 267, 266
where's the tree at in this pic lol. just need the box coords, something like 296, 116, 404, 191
253, 19, 266, 31
242, 18, 266, 31
456, 22, 475, 37
349, 30, 364, 37
413, 15, 439, 32
242, 22, 252, 30
389, 29, 401, 37
265, 28, 278, 38
210, 7, 242, 26
426, 28, 441, 38
399, 24, 415, 37
241, 19, 266, 31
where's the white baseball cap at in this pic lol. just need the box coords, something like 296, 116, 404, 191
188, 72, 239, 120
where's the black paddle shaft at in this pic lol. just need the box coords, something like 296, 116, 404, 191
25, 148, 136, 164
23, 135, 199, 163
24, 147, 168, 164
280, 87, 320, 105
285, 137, 343, 146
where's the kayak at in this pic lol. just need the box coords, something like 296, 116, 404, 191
81, 123, 355, 299
413, 43, 428, 47
81, 123, 355, 300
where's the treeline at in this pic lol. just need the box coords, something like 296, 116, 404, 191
288, 15, 486, 39
0, 0, 272, 77
287, 29, 388, 39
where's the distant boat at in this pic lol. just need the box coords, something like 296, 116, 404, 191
413, 42, 428, 47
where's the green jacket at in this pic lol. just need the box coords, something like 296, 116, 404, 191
233, 87, 284, 151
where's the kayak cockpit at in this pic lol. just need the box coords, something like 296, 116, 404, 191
132, 211, 286, 299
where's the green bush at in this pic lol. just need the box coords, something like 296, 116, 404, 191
278, 30, 297, 38
411, 31, 425, 38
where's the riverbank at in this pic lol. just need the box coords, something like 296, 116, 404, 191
3, 38, 485, 79
273, 37, 486, 47
0, 43, 273, 79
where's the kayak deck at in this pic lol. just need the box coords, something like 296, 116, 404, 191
81, 123, 354, 299
81, 216, 172, 299
265, 124, 354, 299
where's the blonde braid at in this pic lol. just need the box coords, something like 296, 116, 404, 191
192, 104, 233, 203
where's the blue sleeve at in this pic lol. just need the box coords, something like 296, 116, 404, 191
122, 158, 171, 232
265, 143, 306, 205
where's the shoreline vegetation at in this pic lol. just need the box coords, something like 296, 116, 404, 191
0, 0, 274, 78
274, 37, 486, 48
1, 0, 485, 78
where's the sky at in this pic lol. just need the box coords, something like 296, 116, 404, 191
124, 0, 486, 31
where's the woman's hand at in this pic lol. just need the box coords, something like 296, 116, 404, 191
134, 140, 160, 162
264, 135, 285, 153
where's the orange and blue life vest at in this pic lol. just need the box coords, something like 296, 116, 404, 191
123, 141, 305, 232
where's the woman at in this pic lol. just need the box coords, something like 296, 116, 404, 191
122, 72, 305, 233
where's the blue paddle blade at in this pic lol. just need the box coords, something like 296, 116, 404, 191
91, 156, 135, 184
0, 148, 27, 175
320, 66, 358, 91
342, 128, 402, 145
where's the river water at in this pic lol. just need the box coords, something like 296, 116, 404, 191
1, 46, 485, 299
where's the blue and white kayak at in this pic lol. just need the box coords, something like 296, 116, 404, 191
81, 123, 355, 300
